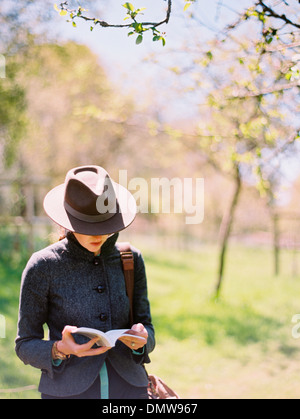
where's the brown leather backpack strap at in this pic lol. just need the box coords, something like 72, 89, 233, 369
117, 242, 134, 327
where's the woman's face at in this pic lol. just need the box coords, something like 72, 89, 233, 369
73, 233, 109, 255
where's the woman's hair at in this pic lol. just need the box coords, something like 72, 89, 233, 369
59, 228, 69, 241
48, 227, 70, 243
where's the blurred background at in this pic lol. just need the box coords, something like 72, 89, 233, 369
1, 0, 300, 399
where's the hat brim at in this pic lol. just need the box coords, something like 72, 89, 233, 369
43, 181, 137, 235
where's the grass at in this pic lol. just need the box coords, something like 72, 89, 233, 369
1, 232, 300, 399
144, 245, 300, 399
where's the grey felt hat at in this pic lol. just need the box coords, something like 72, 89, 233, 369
43, 165, 137, 235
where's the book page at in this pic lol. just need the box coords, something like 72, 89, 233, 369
73, 327, 145, 347
73, 327, 110, 347
106, 329, 146, 346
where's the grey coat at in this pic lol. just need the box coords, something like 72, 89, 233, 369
15, 233, 155, 397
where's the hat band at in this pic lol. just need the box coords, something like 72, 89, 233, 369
64, 201, 116, 223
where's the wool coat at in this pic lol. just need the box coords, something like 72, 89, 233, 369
15, 233, 155, 398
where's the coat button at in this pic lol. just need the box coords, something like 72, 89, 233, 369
96, 285, 105, 294
99, 313, 108, 321
94, 257, 100, 265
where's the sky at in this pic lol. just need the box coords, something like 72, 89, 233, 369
48, 0, 300, 189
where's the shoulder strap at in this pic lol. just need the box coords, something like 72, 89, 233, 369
117, 242, 134, 327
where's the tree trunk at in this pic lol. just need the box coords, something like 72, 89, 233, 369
214, 168, 242, 299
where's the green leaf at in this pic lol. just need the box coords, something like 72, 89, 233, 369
60, 10, 68, 16
134, 23, 143, 32
72, 21, 77, 27
285, 72, 292, 81
184, 2, 192, 11
54, 3, 60, 12
136, 34, 143, 45
206, 51, 213, 61
123, 3, 135, 12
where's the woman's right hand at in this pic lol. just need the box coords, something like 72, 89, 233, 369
56, 325, 111, 358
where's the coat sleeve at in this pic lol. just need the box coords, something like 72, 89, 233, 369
15, 254, 62, 379
132, 249, 156, 365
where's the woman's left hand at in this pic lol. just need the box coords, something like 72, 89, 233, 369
119, 323, 148, 350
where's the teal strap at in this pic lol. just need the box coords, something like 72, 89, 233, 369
132, 346, 145, 355
52, 358, 63, 367
100, 361, 109, 399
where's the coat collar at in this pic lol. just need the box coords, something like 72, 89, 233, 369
64, 231, 119, 261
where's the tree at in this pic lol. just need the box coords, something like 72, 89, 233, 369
150, 18, 299, 297
0, 0, 58, 170
12, 40, 136, 181
0, 57, 28, 169
196, 94, 292, 299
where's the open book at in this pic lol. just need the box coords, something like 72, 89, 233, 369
73, 327, 145, 348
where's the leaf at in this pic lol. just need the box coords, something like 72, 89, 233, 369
136, 34, 143, 45
184, 2, 192, 11
123, 3, 135, 12
54, 3, 60, 12
72, 21, 77, 27
206, 51, 213, 61
60, 10, 68, 16
134, 23, 143, 32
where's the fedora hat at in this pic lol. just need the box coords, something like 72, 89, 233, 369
43, 165, 137, 235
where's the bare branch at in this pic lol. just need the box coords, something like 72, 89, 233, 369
257, 0, 300, 29
232, 80, 300, 98
264, 130, 300, 163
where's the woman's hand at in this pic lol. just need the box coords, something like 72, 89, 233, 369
119, 323, 148, 351
55, 325, 111, 358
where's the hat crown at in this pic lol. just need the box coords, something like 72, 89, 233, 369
64, 166, 116, 218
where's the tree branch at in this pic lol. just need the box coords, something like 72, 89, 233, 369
264, 129, 300, 164
232, 80, 300, 98
59, 0, 172, 30
257, 0, 300, 29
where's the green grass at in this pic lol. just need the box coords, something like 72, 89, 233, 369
1, 234, 300, 399
143, 245, 300, 399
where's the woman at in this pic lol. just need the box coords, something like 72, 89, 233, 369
15, 165, 155, 399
